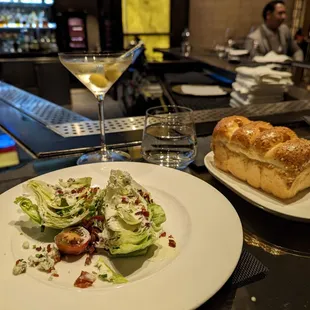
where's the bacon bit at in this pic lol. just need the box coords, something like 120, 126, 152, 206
135, 198, 140, 205
85, 255, 92, 266
168, 235, 173, 239
92, 215, 105, 222
88, 244, 96, 255
74, 271, 96, 288
90, 227, 101, 243
160, 232, 166, 238
77, 187, 86, 193
47, 244, 52, 253
169, 239, 176, 248
71, 189, 77, 194
36, 246, 42, 251
142, 210, 149, 218
81, 194, 88, 199
82, 216, 105, 230
57, 190, 64, 195
47, 267, 55, 273
144, 193, 150, 202
135, 208, 149, 218
122, 197, 129, 203
52, 273, 59, 277
54, 253, 62, 264
145, 222, 151, 228
15, 259, 22, 265
91, 187, 99, 194
90, 233, 97, 243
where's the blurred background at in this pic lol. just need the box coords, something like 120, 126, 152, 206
0, 0, 308, 60
0, 0, 309, 120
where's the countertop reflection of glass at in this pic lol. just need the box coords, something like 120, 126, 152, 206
141, 106, 197, 169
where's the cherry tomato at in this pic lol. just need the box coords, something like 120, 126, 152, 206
54, 227, 90, 255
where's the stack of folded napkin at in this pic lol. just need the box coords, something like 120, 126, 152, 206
253, 51, 292, 63
230, 65, 293, 107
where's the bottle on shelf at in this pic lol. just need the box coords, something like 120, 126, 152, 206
181, 28, 192, 57
49, 32, 58, 52
0, 3, 58, 54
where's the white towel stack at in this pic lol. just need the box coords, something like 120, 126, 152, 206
253, 51, 292, 63
230, 65, 293, 107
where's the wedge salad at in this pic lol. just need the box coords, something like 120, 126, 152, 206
13, 170, 171, 287
97, 169, 166, 257
15, 177, 104, 229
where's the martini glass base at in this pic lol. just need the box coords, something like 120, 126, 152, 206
77, 150, 131, 165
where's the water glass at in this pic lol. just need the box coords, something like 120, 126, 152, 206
141, 106, 197, 169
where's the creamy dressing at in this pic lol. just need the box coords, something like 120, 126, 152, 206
22, 241, 30, 249
96, 260, 114, 281
28, 245, 60, 272
147, 237, 179, 262
105, 205, 117, 220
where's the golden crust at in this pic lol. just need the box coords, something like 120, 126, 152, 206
212, 115, 310, 199
212, 116, 250, 144
266, 138, 310, 173
253, 127, 297, 156
230, 121, 273, 150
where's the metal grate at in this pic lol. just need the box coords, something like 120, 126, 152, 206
192, 100, 310, 122
47, 100, 310, 138
48, 117, 146, 137
0, 82, 89, 125
2, 82, 309, 138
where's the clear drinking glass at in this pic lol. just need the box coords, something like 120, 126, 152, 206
141, 106, 197, 169
59, 51, 134, 165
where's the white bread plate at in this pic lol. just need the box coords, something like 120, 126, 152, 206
205, 151, 310, 222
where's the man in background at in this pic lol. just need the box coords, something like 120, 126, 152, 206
245, 0, 304, 61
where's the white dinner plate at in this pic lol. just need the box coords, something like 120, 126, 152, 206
172, 84, 228, 97
0, 162, 242, 310
205, 152, 310, 222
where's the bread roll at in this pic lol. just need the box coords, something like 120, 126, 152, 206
211, 116, 310, 199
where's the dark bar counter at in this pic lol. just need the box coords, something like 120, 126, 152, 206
153, 47, 310, 118
155, 47, 310, 77
1, 81, 310, 161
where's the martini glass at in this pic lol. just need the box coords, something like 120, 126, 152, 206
59, 51, 134, 165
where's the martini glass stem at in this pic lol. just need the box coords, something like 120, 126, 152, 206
97, 94, 110, 160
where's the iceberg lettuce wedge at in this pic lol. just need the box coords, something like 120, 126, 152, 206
14, 178, 104, 229
97, 170, 166, 257
95, 257, 127, 284
14, 197, 42, 225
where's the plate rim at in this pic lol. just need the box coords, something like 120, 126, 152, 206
204, 152, 310, 222
1, 161, 243, 310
